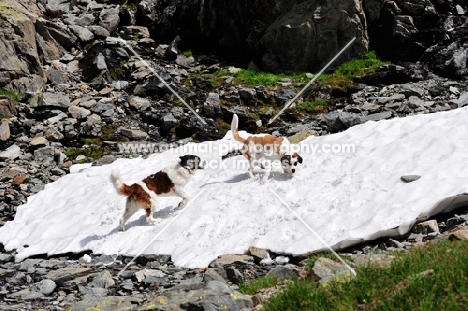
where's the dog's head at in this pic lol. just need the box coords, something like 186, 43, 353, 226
179, 155, 206, 171
280, 153, 303, 176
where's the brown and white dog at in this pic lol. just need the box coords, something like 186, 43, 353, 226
231, 114, 303, 183
111, 155, 204, 231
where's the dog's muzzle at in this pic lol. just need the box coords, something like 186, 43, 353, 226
199, 160, 207, 169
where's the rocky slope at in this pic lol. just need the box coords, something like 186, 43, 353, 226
2, 0, 468, 309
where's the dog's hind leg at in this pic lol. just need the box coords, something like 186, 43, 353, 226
261, 169, 271, 184
119, 197, 140, 231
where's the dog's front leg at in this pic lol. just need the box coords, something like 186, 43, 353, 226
146, 198, 162, 224
261, 169, 271, 184
174, 186, 190, 209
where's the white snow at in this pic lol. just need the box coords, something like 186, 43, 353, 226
2, 107, 468, 268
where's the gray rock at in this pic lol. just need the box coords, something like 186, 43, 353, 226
450, 92, 468, 108
44, 267, 93, 285
120, 128, 148, 140
69, 105, 91, 119
412, 220, 439, 235
68, 25, 94, 42
71, 295, 142, 311
400, 84, 425, 97
0, 144, 21, 160
33, 279, 57, 295
361, 102, 381, 113
151, 281, 253, 310
40, 92, 71, 108
203, 268, 226, 283
209, 254, 254, 268
360, 111, 393, 123
133, 269, 166, 283
88, 270, 115, 289
99, 6, 120, 33
345, 253, 394, 268
322, 112, 344, 131
274, 88, 296, 105
45, 0, 70, 15
162, 113, 178, 131
265, 265, 297, 280
91, 102, 114, 114
34, 146, 55, 163
338, 112, 362, 128
385, 102, 404, 110
46, 69, 68, 85
0, 121, 10, 141
128, 96, 151, 111
175, 55, 195, 68
0, 97, 17, 116
408, 96, 424, 109
238, 86, 256, 102
94, 53, 108, 72
401, 175, 421, 183
310, 257, 354, 284
6, 288, 43, 300
44, 127, 64, 142
47, 112, 67, 125
203, 92, 221, 117
377, 94, 405, 104
87, 26, 111, 38
248, 246, 269, 262
64, 13, 95, 27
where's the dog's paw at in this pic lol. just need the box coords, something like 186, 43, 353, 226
119, 225, 126, 232
147, 217, 161, 225
177, 201, 187, 209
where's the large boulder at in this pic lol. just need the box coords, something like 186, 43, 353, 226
135, 0, 368, 72
0, 0, 74, 99
260, 0, 368, 72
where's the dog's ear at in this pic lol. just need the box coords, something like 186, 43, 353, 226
280, 155, 291, 166
295, 153, 303, 164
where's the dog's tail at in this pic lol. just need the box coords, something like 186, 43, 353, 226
230, 114, 246, 143
110, 169, 134, 197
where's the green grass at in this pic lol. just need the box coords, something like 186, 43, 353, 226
317, 51, 389, 91
296, 99, 329, 113
263, 240, 468, 311
0, 88, 19, 102
206, 50, 387, 93
238, 277, 279, 295
182, 50, 193, 57
206, 69, 307, 87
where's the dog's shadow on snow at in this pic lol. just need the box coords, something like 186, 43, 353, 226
201, 171, 292, 187
201, 173, 249, 187
79, 206, 177, 247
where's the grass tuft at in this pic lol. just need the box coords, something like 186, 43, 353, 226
296, 99, 329, 113
0, 88, 19, 102
238, 277, 279, 295
263, 240, 468, 311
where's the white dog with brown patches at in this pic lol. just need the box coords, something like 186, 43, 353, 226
231, 114, 303, 183
111, 155, 204, 231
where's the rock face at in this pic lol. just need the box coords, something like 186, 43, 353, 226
136, 0, 369, 72
260, 0, 368, 72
